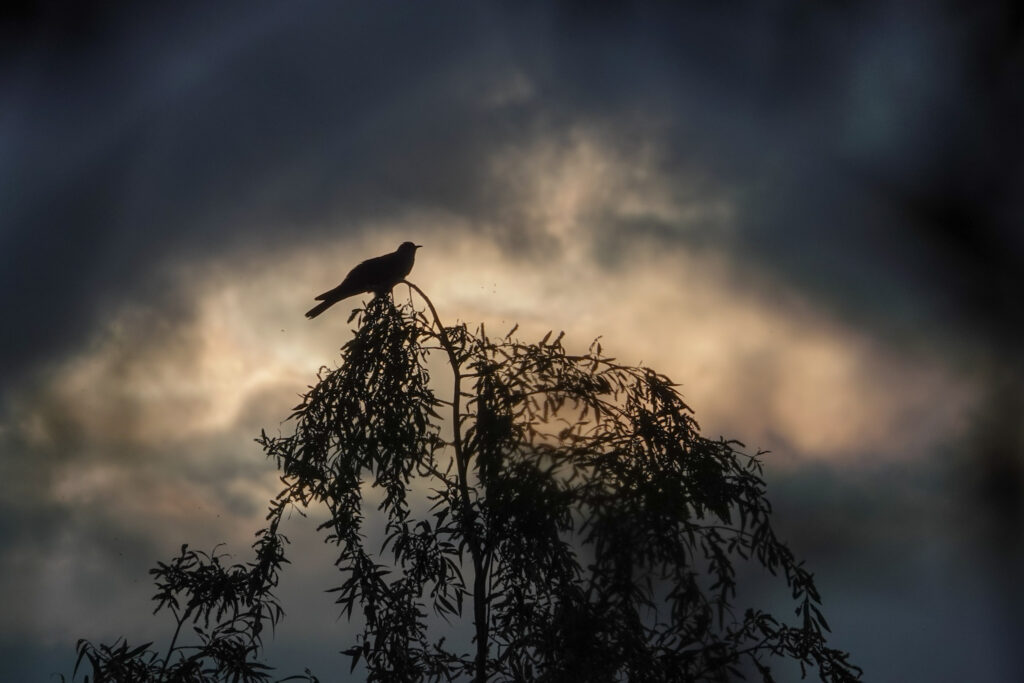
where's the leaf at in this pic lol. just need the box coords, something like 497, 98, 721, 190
342, 645, 363, 673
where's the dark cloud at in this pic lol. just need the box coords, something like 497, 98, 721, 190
760, 454, 1017, 681
2, 1, 523, 383
5, 1, 1020, 385
532, 2, 1023, 349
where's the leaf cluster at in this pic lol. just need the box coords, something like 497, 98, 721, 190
68, 527, 293, 683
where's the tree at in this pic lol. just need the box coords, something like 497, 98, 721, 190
70, 285, 860, 682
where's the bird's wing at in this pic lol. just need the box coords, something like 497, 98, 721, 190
314, 255, 387, 301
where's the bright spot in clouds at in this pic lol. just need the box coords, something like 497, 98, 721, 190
12, 130, 975, 486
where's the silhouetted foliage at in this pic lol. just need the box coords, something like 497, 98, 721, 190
70, 286, 860, 682
66, 531, 303, 683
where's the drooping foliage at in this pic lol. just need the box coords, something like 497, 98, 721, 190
70, 288, 860, 682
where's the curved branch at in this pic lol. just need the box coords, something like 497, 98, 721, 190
403, 280, 490, 683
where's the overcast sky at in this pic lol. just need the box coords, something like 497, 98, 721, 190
2, 2, 1022, 680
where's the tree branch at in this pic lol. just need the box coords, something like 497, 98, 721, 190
403, 280, 490, 683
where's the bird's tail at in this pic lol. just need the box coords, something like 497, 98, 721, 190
305, 299, 335, 319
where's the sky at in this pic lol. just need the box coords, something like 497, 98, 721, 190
2, 1, 1022, 680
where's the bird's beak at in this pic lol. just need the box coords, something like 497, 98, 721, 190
415, 244, 423, 249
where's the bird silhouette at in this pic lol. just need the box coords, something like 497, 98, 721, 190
305, 241, 422, 318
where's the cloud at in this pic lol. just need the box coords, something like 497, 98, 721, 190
1, 2, 1020, 679
6, 0, 1018, 397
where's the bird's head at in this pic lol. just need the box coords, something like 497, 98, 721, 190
398, 241, 422, 253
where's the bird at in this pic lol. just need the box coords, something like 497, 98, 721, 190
305, 241, 422, 318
